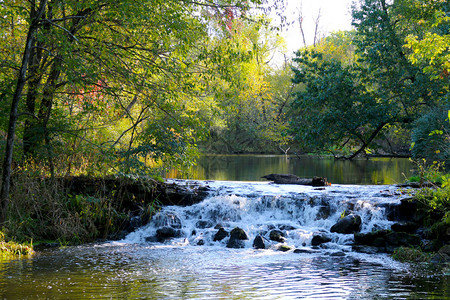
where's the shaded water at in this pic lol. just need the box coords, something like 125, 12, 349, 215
1, 180, 448, 299
167, 155, 415, 184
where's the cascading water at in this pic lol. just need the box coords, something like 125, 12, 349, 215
2, 180, 448, 299
122, 180, 407, 254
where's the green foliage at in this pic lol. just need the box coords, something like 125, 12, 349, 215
401, 0, 450, 80
202, 16, 292, 154
414, 170, 450, 225
290, 47, 390, 158
289, 0, 448, 159
410, 159, 446, 185
411, 107, 450, 160
0, 0, 283, 178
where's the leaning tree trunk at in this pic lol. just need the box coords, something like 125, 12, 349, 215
0, 0, 48, 225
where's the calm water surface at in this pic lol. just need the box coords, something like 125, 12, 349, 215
167, 155, 415, 184
1, 245, 448, 299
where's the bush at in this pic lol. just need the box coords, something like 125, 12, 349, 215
414, 175, 450, 225
411, 107, 450, 161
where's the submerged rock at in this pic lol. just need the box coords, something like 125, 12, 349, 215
294, 248, 319, 254
196, 220, 214, 229
153, 212, 182, 229
279, 225, 297, 231
330, 214, 362, 234
156, 226, 182, 242
213, 228, 229, 241
329, 251, 346, 257
277, 245, 292, 252
253, 235, 265, 249
269, 230, 286, 242
352, 245, 380, 254
227, 227, 249, 249
311, 233, 332, 246
226, 238, 245, 249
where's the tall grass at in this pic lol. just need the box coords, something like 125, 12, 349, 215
4, 173, 130, 244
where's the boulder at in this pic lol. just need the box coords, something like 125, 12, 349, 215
213, 228, 229, 241
354, 230, 421, 253
330, 214, 362, 234
391, 222, 420, 233
354, 230, 390, 246
153, 212, 182, 229
227, 238, 245, 249
381, 198, 423, 223
156, 226, 182, 242
253, 235, 265, 249
261, 174, 329, 186
269, 230, 286, 242
277, 245, 292, 252
230, 227, 249, 240
227, 227, 249, 249
311, 233, 332, 246
384, 232, 421, 248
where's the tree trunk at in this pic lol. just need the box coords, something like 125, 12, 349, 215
23, 38, 44, 158
0, 0, 48, 224
346, 122, 387, 160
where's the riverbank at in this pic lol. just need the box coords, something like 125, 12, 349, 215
2, 175, 209, 248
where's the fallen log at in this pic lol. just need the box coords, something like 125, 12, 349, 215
261, 174, 329, 186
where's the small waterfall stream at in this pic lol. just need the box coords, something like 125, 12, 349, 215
122, 180, 407, 253
2, 180, 448, 299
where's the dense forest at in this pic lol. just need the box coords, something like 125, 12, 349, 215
0, 0, 449, 245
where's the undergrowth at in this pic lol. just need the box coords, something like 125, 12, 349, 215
0, 231, 34, 258
392, 247, 432, 263
3, 172, 160, 245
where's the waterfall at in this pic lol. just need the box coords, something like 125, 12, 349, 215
122, 180, 408, 252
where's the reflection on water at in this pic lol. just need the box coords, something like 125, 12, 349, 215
0, 245, 448, 299
167, 155, 415, 184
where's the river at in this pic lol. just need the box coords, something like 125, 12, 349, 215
166, 155, 415, 184
1, 157, 449, 299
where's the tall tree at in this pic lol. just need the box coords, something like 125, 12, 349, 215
0, 0, 277, 224
289, 0, 447, 159
0, 0, 47, 224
